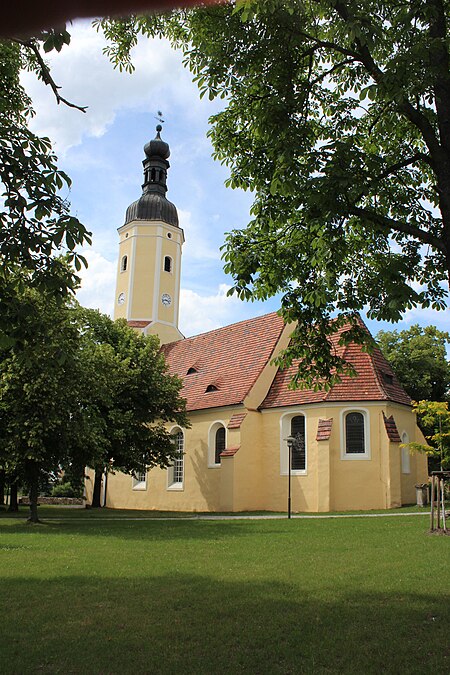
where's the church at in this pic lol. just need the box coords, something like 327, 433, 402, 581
86, 126, 428, 513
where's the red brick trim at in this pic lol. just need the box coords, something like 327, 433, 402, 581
227, 413, 247, 429
383, 412, 401, 443
220, 445, 240, 457
316, 418, 333, 441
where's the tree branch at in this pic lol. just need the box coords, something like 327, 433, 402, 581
349, 205, 446, 253
13, 38, 88, 113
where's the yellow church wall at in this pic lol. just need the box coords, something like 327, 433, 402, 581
130, 234, 158, 319
114, 232, 133, 320
99, 408, 247, 512
258, 408, 322, 513
225, 411, 266, 512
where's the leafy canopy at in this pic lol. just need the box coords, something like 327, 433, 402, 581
407, 400, 450, 470
0, 277, 188, 520
0, 36, 91, 348
99, 0, 450, 387
376, 324, 450, 402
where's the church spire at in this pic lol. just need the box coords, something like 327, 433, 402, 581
124, 124, 178, 228
142, 124, 170, 196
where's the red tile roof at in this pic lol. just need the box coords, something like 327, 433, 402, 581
221, 445, 240, 457
383, 413, 402, 443
128, 320, 151, 328
316, 418, 333, 441
228, 413, 247, 429
162, 312, 285, 412
262, 318, 411, 408
162, 312, 410, 413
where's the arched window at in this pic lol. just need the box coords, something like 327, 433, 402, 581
168, 429, 184, 488
345, 412, 365, 454
120, 255, 127, 272
280, 412, 307, 475
290, 416, 306, 471
206, 384, 218, 392
164, 256, 172, 273
215, 427, 226, 464
401, 432, 411, 474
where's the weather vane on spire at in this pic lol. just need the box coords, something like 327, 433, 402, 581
155, 110, 165, 125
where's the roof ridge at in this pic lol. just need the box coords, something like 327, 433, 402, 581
165, 310, 282, 346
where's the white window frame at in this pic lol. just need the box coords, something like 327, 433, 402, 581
208, 421, 227, 468
167, 426, 184, 491
401, 431, 411, 474
340, 408, 371, 460
280, 411, 308, 476
132, 471, 147, 491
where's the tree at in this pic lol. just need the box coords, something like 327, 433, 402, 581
407, 400, 450, 470
376, 325, 450, 402
0, 277, 83, 522
100, 0, 450, 387
0, 282, 188, 521
76, 309, 189, 508
0, 36, 91, 348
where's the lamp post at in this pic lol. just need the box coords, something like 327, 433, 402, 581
286, 435, 295, 519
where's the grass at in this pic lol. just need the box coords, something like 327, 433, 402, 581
0, 511, 448, 674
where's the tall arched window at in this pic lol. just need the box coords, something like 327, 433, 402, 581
120, 255, 128, 272
215, 427, 226, 464
345, 412, 365, 454
164, 256, 172, 273
290, 416, 306, 471
401, 432, 411, 474
168, 429, 184, 488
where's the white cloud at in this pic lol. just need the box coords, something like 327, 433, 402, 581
21, 21, 198, 154
179, 285, 252, 336
75, 249, 116, 316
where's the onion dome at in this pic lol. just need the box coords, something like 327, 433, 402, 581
124, 125, 178, 227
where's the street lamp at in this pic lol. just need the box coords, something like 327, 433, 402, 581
286, 435, 295, 519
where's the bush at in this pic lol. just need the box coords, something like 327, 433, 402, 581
51, 482, 76, 498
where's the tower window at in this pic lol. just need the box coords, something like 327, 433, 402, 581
151, 168, 156, 182
164, 256, 172, 273
120, 255, 128, 272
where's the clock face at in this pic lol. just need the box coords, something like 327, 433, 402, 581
117, 292, 125, 305
161, 293, 172, 307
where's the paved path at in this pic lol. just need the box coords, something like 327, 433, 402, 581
17, 511, 431, 522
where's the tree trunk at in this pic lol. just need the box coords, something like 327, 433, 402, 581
27, 462, 40, 523
0, 470, 5, 507
91, 470, 102, 508
8, 481, 18, 512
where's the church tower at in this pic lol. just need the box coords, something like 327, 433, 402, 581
114, 125, 184, 344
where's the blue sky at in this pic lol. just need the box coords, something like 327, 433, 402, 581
22, 20, 450, 340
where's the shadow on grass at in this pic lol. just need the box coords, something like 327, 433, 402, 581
1, 573, 448, 674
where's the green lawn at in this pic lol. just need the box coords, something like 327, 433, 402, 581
0, 511, 448, 674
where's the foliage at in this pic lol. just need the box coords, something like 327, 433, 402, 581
407, 400, 450, 469
51, 481, 79, 498
376, 324, 450, 401
0, 37, 91, 349
0, 282, 188, 520
100, 1, 450, 387
77, 308, 189, 480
